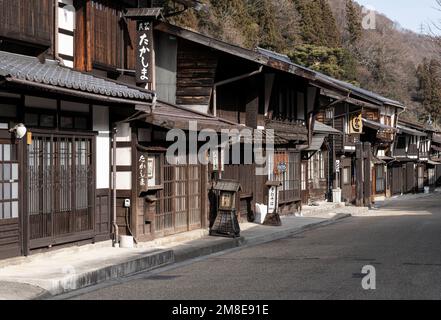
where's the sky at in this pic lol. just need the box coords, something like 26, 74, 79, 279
355, 0, 441, 35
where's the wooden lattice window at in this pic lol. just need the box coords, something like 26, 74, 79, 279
0, 144, 19, 220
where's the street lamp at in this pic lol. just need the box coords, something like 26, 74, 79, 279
9, 123, 27, 139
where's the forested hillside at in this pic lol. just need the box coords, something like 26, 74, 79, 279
163, 0, 440, 124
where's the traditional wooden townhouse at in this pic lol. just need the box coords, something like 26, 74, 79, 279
146, 25, 341, 219
301, 118, 342, 205
0, 0, 164, 259
390, 119, 437, 195
312, 77, 405, 204
0, 0, 412, 261
0, 0, 254, 258
428, 130, 441, 187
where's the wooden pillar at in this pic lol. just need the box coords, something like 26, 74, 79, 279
131, 128, 138, 239
363, 142, 372, 207
245, 78, 259, 128
355, 142, 364, 207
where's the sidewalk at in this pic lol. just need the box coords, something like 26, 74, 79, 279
373, 189, 441, 209
0, 211, 353, 300
301, 201, 370, 218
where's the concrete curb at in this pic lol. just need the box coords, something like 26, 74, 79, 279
27, 250, 174, 298
31, 213, 351, 299
174, 237, 245, 263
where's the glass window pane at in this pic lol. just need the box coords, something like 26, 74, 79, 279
40, 114, 55, 127
10, 144, 17, 161
3, 202, 10, 219
12, 183, 18, 199
3, 164, 10, 180
4, 183, 10, 200
61, 116, 74, 129
0, 183, 3, 200
0, 164, 3, 181
11, 201, 18, 218
3, 145, 10, 161
0, 145, 2, 161
0, 203, 2, 219
25, 113, 39, 127
75, 117, 88, 129
12, 164, 18, 180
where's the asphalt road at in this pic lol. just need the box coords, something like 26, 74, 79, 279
64, 193, 441, 300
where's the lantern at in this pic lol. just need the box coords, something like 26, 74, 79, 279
210, 179, 241, 238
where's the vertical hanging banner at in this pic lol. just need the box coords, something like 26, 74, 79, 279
138, 153, 148, 193
136, 21, 153, 85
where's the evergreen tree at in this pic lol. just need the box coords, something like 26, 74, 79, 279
318, 0, 341, 47
345, 0, 362, 45
293, 0, 340, 47
246, 0, 280, 50
416, 59, 441, 124
294, 0, 320, 45
287, 44, 357, 81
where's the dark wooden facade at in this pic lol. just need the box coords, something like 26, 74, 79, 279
389, 119, 438, 196
0, 0, 53, 54
315, 92, 402, 204
301, 148, 329, 205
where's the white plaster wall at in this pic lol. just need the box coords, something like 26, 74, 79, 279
93, 106, 110, 189
115, 172, 132, 190
58, 33, 74, 57
116, 147, 132, 166
58, 2, 75, 32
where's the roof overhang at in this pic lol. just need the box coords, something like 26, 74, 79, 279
397, 124, 427, 137
378, 155, 395, 162
124, 7, 163, 19
154, 22, 319, 82
318, 88, 384, 109
313, 121, 342, 135
0, 50, 154, 105
305, 134, 326, 151
140, 100, 245, 132
362, 118, 397, 131
4, 77, 153, 107
372, 156, 386, 165
432, 133, 441, 144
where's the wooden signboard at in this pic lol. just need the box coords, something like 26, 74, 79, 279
136, 21, 153, 85
349, 114, 363, 134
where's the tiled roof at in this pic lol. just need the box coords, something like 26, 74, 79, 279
0, 51, 153, 102
256, 47, 404, 109
157, 22, 404, 109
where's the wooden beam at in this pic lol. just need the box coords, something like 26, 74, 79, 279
85, 0, 92, 71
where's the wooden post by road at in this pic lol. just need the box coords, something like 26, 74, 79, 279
363, 142, 372, 208
355, 142, 364, 207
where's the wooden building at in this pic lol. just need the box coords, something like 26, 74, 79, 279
0, 0, 416, 261
313, 77, 404, 204
390, 120, 434, 195
301, 121, 342, 205
428, 131, 441, 187
0, 52, 155, 259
